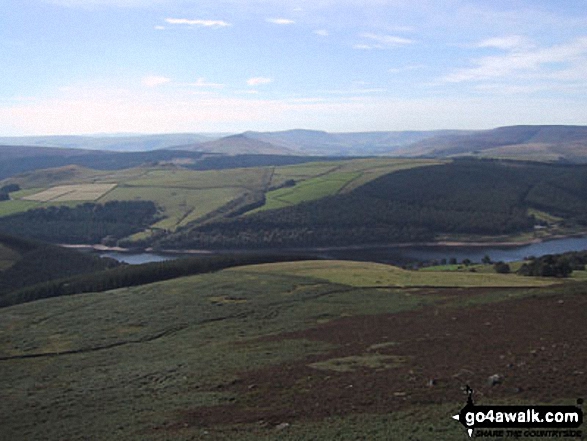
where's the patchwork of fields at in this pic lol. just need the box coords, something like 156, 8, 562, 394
256, 158, 442, 212
0, 158, 443, 241
22, 183, 117, 202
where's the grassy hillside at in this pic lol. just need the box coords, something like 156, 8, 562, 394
231, 260, 554, 288
399, 125, 587, 162
0, 259, 583, 440
158, 159, 587, 250
3, 157, 586, 249
0, 158, 441, 245
255, 158, 441, 212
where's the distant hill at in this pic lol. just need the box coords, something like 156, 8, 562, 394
0, 133, 223, 152
397, 125, 587, 162
0, 145, 207, 180
181, 126, 587, 159
186, 134, 298, 155
181, 129, 461, 156
3, 125, 587, 170
245, 129, 462, 155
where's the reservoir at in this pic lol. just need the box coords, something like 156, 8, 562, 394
322, 235, 587, 265
101, 235, 587, 266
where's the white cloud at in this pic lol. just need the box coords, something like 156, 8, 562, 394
354, 32, 414, 49
164, 18, 231, 28
443, 37, 587, 83
187, 78, 225, 88
247, 77, 273, 86
154, 25, 165, 30
266, 18, 295, 25
353, 44, 378, 50
142, 76, 171, 87
360, 33, 414, 46
476, 35, 532, 51
314, 29, 329, 37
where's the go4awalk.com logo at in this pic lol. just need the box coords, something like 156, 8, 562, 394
452, 386, 584, 438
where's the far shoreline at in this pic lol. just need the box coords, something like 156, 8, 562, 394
60, 231, 587, 256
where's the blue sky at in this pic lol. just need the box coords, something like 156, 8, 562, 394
1, 0, 587, 135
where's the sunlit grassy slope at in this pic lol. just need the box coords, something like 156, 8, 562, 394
230, 260, 554, 288
0, 259, 576, 440
0, 268, 435, 440
255, 158, 443, 212
0, 158, 443, 239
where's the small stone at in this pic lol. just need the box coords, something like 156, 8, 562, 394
487, 374, 502, 386
275, 423, 290, 431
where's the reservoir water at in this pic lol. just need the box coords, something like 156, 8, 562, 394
101, 236, 587, 266
322, 236, 587, 265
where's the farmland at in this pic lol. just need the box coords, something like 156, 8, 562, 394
22, 183, 117, 202
0, 158, 443, 242
256, 158, 442, 212
0, 259, 584, 440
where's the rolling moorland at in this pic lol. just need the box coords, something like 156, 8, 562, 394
4, 125, 587, 161
1, 126, 586, 439
1, 258, 586, 440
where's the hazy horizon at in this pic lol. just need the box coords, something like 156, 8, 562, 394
2, 0, 587, 136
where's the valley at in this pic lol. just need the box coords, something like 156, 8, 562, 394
1, 126, 586, 440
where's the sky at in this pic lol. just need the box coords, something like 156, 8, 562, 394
1, 0, 587, 135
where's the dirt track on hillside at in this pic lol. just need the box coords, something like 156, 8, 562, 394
182, 288, 587, 427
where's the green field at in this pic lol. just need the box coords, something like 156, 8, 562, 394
255, 158, 444, 212
1, 259, 581, 440
22, 183, 117, 202
259, 172, 361, 210
0, 159, 442, 242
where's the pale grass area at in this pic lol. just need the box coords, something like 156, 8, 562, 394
230, 260, 555, 288
308, 354, 408, 373
22, 183, 117, 202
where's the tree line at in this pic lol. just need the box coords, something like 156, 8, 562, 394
0, 200, 159, 244
0, 252, 318, 308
